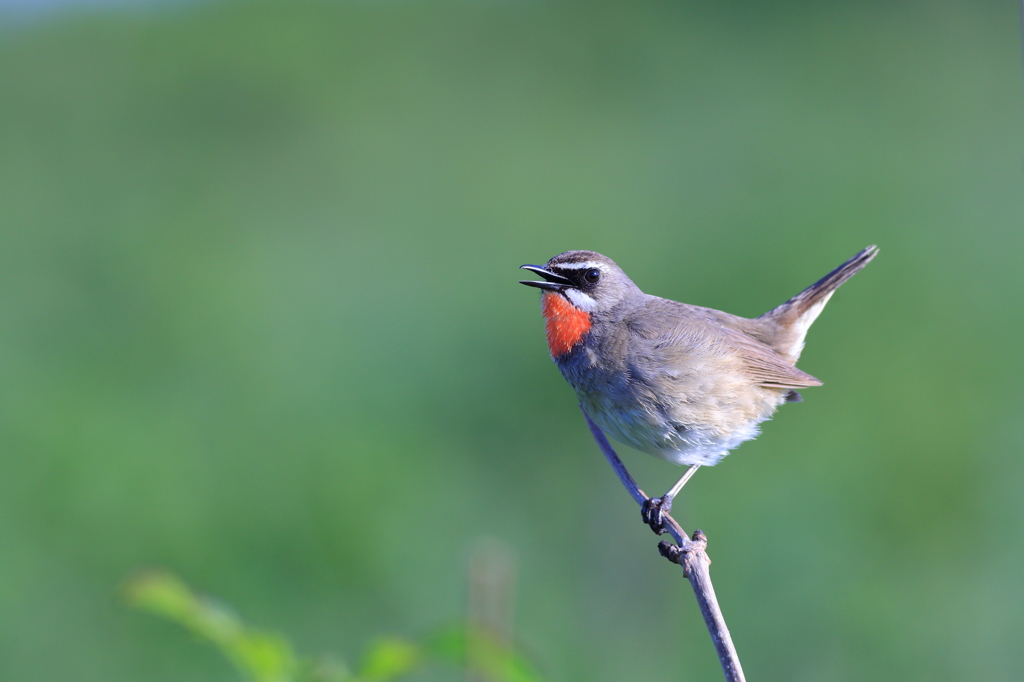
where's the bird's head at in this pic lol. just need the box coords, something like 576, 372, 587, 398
519, 251, 638, 358
519, 250, 637, 312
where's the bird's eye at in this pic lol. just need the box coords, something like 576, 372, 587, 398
585, 268, 601, 284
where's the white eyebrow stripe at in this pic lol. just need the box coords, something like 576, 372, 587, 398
551, 261, 606, 270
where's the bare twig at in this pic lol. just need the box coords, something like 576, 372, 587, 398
582, 407, 746, 682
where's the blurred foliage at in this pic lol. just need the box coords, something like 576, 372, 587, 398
127, 572, 305, 682
0, 1, 1023, 681
125, 570, 545, 682
358, 637, 420, 682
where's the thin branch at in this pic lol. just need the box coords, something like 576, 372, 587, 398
581, 407, 746, 682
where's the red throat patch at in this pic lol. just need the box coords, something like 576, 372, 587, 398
541, 292, 592, 358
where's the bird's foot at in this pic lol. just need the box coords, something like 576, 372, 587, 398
641, 495, 671, 535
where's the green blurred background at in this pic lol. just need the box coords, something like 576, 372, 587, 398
1, 0, 1023, 679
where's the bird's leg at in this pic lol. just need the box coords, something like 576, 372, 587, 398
641, 464, 700, 535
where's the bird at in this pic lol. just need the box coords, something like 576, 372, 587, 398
519, 246, 877, 532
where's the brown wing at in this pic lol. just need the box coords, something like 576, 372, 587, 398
717, 325, 822, 389
633, 298, 822, 390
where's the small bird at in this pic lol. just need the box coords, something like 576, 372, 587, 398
520, 246, 877, 532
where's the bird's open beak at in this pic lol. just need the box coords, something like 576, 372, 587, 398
519, 264, 572, 291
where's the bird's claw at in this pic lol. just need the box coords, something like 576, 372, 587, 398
641, 496, 670, 535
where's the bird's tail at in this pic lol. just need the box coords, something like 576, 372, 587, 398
760, 245, 878, 362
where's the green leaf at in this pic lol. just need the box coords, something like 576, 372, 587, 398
358, 636, 422, 681
126, 570, 300, 682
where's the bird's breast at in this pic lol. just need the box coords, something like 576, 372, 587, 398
541, 292, 592, 358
